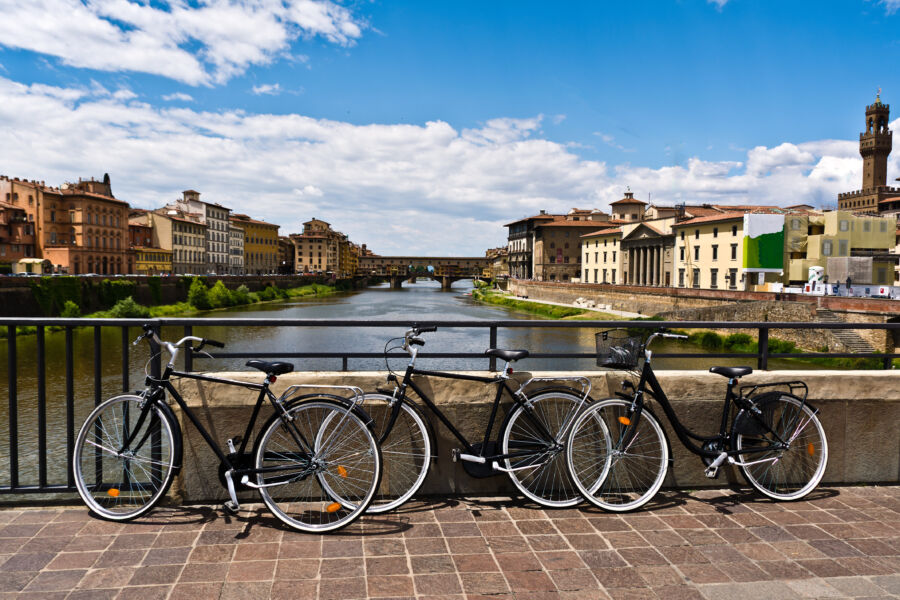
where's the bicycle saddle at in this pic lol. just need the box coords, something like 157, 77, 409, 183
246, 360, 294, 375
709, 366, 752, 378
485, 349, 529, 362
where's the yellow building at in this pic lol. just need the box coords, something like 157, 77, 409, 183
133, 248, 173, 275
785, 211, 896, 285
231, 214, 279, 274
673, 213, 747, 290
580, 228, 623, 284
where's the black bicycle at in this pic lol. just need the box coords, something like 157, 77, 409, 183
72, 324, 382, 533
355, 325, 594, 512
566, 329, 828, 512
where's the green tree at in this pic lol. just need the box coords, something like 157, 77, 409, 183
187, 277, 210, 310
208, 280, 234, 308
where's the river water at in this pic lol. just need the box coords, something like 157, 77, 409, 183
0, 279, 813, 491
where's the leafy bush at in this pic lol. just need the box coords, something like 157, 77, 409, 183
208, 280, 235, 308
108, 297, 151, 318
99, 279, 136, 308
29, 276, 82, 315
258, 284, 288, 301
696, 331, 723, 350
232, 284, 253, 305
60, 300, 81, 318
723, 333, 754, 349
187, 277, 210, 310
768, 338, 797, 354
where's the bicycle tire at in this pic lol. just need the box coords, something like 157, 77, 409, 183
501, 390, 587, 508
73, 394, 178, 521
567, 398, 668, 512
733, 393, 828, 501
254, 399, 382, 533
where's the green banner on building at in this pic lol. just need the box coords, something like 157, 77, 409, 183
742, 214, 784, 272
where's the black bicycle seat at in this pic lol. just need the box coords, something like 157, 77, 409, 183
709, 366, 752, 379
246, 360, 294, 375
485, 349, 529, 362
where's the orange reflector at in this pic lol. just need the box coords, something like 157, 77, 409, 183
618, 416, 631, 426
807, 443, 815, 456
337, 465, 348, 478
326, 502, 342, 513
107, 488, 120, 497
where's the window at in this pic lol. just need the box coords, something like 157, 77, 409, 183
728, 268, 738, 290
710, 268, 718, 289
880, 221, 888, 233
680, 231, 685, 241
612, 251, 616, 261
877, 267, 888, 284
603, 252, 607, 262
602, 269, 607, 282
822, 240, 832, 256
611, 269, 616, 282
863, 221, 871, 232
791, 218, 802, 230
603, 239, 607, 246
838, 239, 848, 256
594, 252, 598, 263
712, 245, 718, 260
695, 229, 699, 240
678, 268, 685, 287
731, 244, 737, 260
50, 210, 56, 223
839, 220, 849, 232
679, 247, 685, 261
732, 225, 738, 236
694, 246, 700, 261
50, 231, 57, 244
583, 269, 588, 281
713, 227, 718, 238
692, 268, 700, 288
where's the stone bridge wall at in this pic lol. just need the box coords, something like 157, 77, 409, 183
169, 370, 900, 503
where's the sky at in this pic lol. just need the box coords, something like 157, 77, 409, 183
0, 0, 899, 256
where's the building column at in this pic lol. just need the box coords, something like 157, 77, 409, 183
655, 247, 662, 286
639, 247, 645, 286
627, 248, 633, 284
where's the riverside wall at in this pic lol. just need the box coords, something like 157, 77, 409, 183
169, 370, 900, 503
508, 280, 897, 352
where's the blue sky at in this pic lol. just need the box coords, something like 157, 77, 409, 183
0, 0, 898, 254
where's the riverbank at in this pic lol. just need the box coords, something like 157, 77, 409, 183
471, 288, 629, 320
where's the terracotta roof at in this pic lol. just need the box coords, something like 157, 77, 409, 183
672, 212, 751, 227
169, 215, 207, 226
878, 197, 900, 204
631, 223, 668, 237
231, 214, 279, 227
581, 228, 622, 237
0, 201, 26, 210
504, 213, 559, 227
611, 197, 647, 205
535, 220, 610, 228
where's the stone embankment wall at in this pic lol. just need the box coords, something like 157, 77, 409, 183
509, 280, 896, 353
170, 370, 900, 503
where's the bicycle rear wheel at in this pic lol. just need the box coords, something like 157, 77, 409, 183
733, 394, 827, 501
73, 394, 178, 520
567, 399, 668, 512
501, 390, 586, 507
255, 399, 382, 533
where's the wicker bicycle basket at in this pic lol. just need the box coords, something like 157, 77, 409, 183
595, 330, 642, 369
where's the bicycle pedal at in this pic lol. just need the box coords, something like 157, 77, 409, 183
704, 466, 720, 479
223, 500, 240, 515
451, 449, 460, 463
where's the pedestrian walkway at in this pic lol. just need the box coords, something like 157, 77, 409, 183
0, 485, 898, 599
500, 292, 646, 319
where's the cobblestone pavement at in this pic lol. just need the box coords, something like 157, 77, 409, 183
0, 486, 898, 599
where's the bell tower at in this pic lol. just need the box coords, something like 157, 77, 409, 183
860, 91, 891, 191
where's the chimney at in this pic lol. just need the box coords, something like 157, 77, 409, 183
539, 210, 546, 215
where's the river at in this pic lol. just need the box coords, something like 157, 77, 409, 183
0, 279, 815, 491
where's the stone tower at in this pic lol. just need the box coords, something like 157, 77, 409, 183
860, 93, 891, 190
838, 92, 898, 213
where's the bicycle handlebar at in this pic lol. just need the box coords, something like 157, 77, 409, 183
134, 325, 226, 364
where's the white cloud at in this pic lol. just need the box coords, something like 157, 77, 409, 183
252, 83, 282, 96
162, 92, 194, 102
708, 0, 729, 8
0, 0, 365, 86
882, 0, 900, 14
0, 75, 882, 254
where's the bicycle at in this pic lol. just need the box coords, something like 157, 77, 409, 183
72, 324, 382, 533
566, 329, 828, 512
352, 325, 595, 512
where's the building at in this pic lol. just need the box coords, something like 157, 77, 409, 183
232, 214, 279, 274
168, 190, 231, 274
0, 175, 132, 275
485, 247, 509, 279
290, 218, 354, 275
129, 210, 172, 275
506, 212, 555, 279
784, 211, 896, 286
0, 196, 34, 273
229, 223, 245, 274
837, 93, 900, 214
153, 207, 206, 275
580, 228, 622, 284
278, 236, 295, 275
532, 219, 605, 282
610, 192, 647, 222
672, 213, 747, 290
620, 219, 676, 287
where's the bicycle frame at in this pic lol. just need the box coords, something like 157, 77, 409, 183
383, 364, 568, 464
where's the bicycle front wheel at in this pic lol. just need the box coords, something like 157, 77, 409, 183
501, 390, 586, 507
255, 399, 382, 533
73, 394, 178, 521
567, 399, 668, 512
733, 394, 828, 501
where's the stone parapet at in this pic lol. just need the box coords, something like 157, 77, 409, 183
169, 370, 900, 503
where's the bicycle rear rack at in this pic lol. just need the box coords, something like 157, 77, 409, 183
513, 376, 592, 404
277, 384, 366, 405
739, 380, 808, 403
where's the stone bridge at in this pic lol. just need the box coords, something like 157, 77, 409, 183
358, 256, 490, 289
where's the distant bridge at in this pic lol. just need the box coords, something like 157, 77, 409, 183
358, 256, 490, 289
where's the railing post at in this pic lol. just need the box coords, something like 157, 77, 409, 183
94, 326, 102, 407
121, 326, 129, 393
36, 325, 47, 488
884, 354, 893, 370
184, 325, 193, 372
7, 325, 18, 490
66, 326, 75, 489
758, 326, 769, 370
489, 325, 498, 371
342, 356, 349, 372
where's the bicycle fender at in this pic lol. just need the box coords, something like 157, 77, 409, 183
282, 393, 377, 431
731, 391, 814, 439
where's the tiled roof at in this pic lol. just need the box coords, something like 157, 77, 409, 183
610, 197, 647, 205
672, 212, 751, 227
504, 214, 559, 227
536, 220, 611, 228
581, 228, 622, 237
